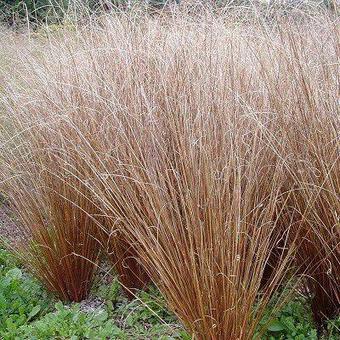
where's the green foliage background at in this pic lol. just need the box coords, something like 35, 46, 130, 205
0, 0, 171, 26
0, 0, 337, 27
0, 0, 69, 25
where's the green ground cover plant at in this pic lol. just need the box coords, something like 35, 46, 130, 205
0, 248, 51, 337
0, 247, 184, 339
1, 247, 339, 339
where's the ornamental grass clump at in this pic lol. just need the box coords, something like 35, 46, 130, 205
254, 19, 340, 329
0, 6, 338, 338
0, 109, 101, 301
62, 13, 298, 338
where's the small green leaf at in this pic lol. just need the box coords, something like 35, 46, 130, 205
178, 331, 192, 340
268, 320, 285, 332
55, 301, 64, 311
94, 310, 108, 322
27, 305, 41, 321
6, 268, 22, 280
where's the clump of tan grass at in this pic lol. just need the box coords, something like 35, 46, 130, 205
0, 21, 152, 299
282, 54, 339, 329
253, 19, 340, 329
0, 107, 101, 301
0, 6, 339, 338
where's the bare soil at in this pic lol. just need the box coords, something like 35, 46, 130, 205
0, 202, 23, 245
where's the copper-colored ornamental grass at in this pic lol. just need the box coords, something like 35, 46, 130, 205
0, 6, 339, 339
97, 215, 151, 297
98, 114, 294, 339
283, 103, 339, 327
0, 24, 152, 299
257, 21, 340, 329
0, 124, 101, 301
0, 83, 150, 301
